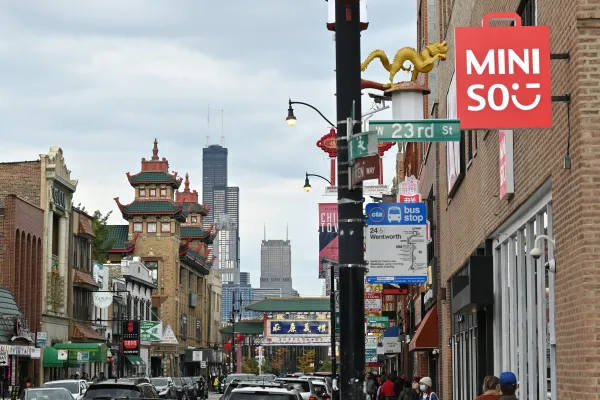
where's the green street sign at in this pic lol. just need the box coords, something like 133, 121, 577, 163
370, 119, 461, 142
349, 130, 378, 161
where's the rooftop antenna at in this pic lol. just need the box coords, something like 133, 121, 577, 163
286, 224, 289, 241
264, 224, 267, 241
206, 104, 210, 147
220, 109, 225, 147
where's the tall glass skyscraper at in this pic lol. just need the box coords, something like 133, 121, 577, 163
203, 144, 241, 284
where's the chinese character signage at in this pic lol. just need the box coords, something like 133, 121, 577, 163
121, 320, 140, 356
140, 321, 162, 343
269, 321, 330, 335
319, 203, 338, 278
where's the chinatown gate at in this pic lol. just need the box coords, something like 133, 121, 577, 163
246, 298, 332, 374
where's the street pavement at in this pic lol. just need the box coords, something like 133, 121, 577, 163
208, 392, 222, 400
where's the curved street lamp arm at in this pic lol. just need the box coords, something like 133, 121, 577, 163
306, 172, 332, 185
290, 100, 336, 128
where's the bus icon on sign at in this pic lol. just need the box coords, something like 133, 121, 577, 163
387, 206, 402, 222
368, 206, 385, 223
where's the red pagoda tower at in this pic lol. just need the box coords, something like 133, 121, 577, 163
107, 139, 218, 375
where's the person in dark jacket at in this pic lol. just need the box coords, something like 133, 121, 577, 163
399, 380, 413, 400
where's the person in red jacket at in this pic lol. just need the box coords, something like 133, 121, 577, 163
379, 374, 396, 400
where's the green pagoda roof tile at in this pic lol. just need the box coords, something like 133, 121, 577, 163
106, 225, 133, 251
181, 226, 210, 238
183, 202, 208, 216
246, 298, 330, 312
220, 320, 264, 335
179, 248, 210, 275
0, 287, 30, 342
127, 171, 182, 188
114, 198, 187, 222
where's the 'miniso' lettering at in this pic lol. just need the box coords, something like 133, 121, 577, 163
466, 49, 541, 75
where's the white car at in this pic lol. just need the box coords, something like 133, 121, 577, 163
43, 380, 88, 400
274, 378, 317, 400
229, 386, 302, 400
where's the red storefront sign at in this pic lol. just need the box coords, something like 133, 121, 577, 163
455, 12, 552, 129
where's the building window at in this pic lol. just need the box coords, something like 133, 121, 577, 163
73, 288, 91, 321
147, 222, 157, 233
160, 188, 167, 197
134, 223, 143, 233
73, 237, 79, 268
146, 261, 158, 285
191, 216, 197, 223
149, 189, 156, 197
151, 307, 159, 321
492, 194, 555, 400
161, 222, 171, 233
139, 189, 146, 197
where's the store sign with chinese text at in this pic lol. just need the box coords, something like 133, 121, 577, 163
455, 12, 552, 129
122, 320, 140, 356
262, 336, 331, 346
268, 321, 330, 335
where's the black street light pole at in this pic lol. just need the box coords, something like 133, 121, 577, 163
230, 292, 243, 374
287, 100, 336, 128
335, 1, 365, 399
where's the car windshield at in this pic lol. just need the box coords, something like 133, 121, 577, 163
152, 378, 169, 386
27, 389, 74, 400
276, 381, 309, 392
230, 394, 295, 400
226, 375, 246, 384
83, 387, 141, 399
172, 378, 184, 386
43, 382, 79, 394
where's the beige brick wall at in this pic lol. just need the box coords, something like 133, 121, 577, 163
427, 0, 598, 398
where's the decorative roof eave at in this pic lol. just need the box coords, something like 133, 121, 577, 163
114, 198, 187, 222
108, 233, 138, 254
125, 171, 183, 188
179, 253, 210, 275
183, 202, 209, 217
210, 227, 220, 241
179, 238, 191, 256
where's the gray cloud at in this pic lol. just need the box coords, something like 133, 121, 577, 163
0, 0, 416, 296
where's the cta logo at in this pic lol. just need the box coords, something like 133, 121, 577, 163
368, 206, 385, 223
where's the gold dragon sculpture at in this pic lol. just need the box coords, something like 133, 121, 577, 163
360, 41, 449, 85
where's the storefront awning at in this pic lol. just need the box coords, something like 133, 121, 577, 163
42, 346, 65, 368
125, 355, 146, 366
409, 305, 438, 352
53, 343, 108, 364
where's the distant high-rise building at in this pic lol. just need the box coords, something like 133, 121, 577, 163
240, 272, 250, 285
253, 288, 283, 303
292, 289, 300, 297
221, 282, 254, 322
202, 144, 241, 284
260, 233, 293, 297
202, 145, 228, 229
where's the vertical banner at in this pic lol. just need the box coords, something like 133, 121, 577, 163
319, 203, 339, 278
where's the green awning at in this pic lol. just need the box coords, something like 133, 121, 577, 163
53, 343, 108, 364
125, 355, 146, 366
42, 347, 65, 368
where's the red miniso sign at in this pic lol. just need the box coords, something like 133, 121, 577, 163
455, 12, 552, 130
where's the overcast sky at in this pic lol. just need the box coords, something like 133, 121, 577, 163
0, 1, 416, 296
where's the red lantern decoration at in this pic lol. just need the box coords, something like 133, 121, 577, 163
236, 333, 245, 343
224, 342, 231, 352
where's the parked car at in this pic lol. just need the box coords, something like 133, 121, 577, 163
119, 377, 152, 385
310, 381, 331, 400
221, 380, 287, 400
274, 378, 317, 400
222, 374, 256, 395
151, 377, 177, 399
172, 377, 193, 400
82, 381, 158, 399
229, 386, 303, 400
42, 380, 88, 400
20, 388, 73, 400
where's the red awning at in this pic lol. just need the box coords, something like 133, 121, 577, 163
409, 305, 438, 351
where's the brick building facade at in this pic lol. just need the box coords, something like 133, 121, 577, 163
107, 140, 220, 376
400, 0, 599, 398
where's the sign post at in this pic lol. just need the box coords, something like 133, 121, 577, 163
365, 203, 428, 284
370, 119, 461, 142
454, 12, 552, 129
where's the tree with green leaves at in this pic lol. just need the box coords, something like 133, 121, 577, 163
92, 210, 116, 262
319, 359, 332, 372
242, 357, 259, 374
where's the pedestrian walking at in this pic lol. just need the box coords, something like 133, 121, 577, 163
418, 377, 438, 400
475, 376, 501, 400
498, 372, 518, 400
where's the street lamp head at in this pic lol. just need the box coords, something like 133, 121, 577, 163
303, 175, 312, 192
286, 100, 297, 126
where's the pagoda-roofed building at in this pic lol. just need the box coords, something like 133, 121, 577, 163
106, 139, 223, 376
